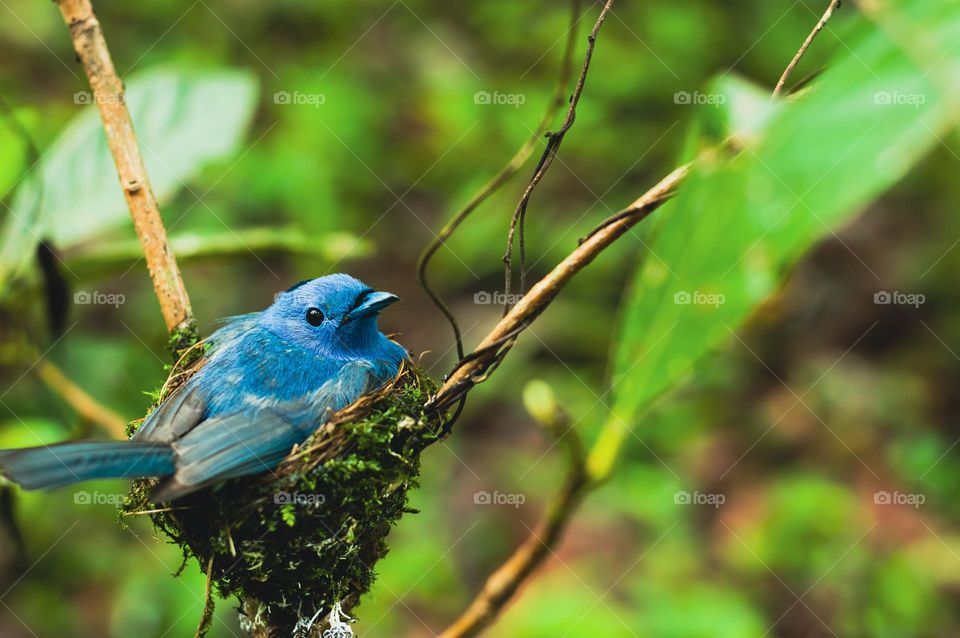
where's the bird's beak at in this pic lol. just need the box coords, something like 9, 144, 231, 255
344, 291, 399, 323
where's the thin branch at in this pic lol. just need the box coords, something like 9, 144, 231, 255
439, 408, 588, 638
772, 0, 842, 98
502, 0, 616, 312
34, 360, 127, 438
55, 0, 193, 333
428, 162, 690, 412
195, 555, 216, 638
417, 0, 583, 360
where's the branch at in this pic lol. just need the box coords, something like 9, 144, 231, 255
439, 389, 588, 638
55, 0, 193, 333
194, 556, 216, 638
772, 0, 842, 98
427, 162, 690, 412
34, 360, 127, 438
440, 475, 588, 638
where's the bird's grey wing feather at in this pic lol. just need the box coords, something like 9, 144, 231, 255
134, 313, 260, 444
150, 361, 385, 502
150, 412, 301, 501
132, 382, 207, 443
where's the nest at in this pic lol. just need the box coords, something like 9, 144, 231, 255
122, 364, 444, 636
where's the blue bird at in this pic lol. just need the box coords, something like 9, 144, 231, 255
0, 274, 407, 502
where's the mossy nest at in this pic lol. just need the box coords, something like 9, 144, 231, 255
122, 364, 443, 637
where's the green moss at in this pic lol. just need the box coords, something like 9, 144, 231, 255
167, 318, 202, 365
123, 323, 207, 439
122, 366, 443, 636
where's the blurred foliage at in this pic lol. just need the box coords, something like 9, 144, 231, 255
0, 0, 959, 636
0, 67, 259, 296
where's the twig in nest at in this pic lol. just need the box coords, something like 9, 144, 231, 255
417, 0, 584, 361
194, 555, 216, 638
55, 0, 193, 333
772, 0, 842, 98
502, 0, 616, 314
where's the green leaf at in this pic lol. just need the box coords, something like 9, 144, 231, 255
0, 67, 259, 294
0, 108, 33, 195
701, 74, 780, 146
607, 0, 960, 443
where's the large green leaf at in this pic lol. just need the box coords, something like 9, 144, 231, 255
0, 67, 259, 293
609, 0, 959, 428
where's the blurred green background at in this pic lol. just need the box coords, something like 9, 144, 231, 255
1, 0, 959, 636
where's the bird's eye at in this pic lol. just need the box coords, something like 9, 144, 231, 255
305, 307, 325, 326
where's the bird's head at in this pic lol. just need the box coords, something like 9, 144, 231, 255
259, 274, 399, 357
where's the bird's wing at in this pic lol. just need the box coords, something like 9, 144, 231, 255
151, 360, 386, 501
150, 411, 302, 501
133, 313, 261, 444
132, 382, 207, 443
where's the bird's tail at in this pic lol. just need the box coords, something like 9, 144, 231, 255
0, 441, 175, 490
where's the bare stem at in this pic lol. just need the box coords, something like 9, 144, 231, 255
439, 407, 588, 638
439, 473, 588, 638
194, 556, 216, 638
34, 360, 127, 438
428, 163, 690, 412
55, 0, 193, 333
502, 0, 616, 311
772, 0, 842, 98
417, 0, 583, 360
